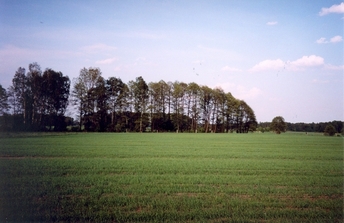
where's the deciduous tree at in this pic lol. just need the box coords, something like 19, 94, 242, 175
271, 116, 287, 134
11, 67, 27, 123
106, 77, 126, 130
131, 76, 149, 132
187, 82, 200, 132
27, 62, 43, 127
72, 67, 102, 131
42, 68, 70, 130
0, 84, 9, 115
324, 124, 336, 136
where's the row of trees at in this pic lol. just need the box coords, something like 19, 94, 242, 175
258, 120, 343, 134
71, 67, 257, 132
0, 63, 257, 132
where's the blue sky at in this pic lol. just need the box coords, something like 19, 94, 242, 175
0, 0, 343, 122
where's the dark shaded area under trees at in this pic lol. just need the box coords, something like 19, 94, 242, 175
0, 63, 257, 133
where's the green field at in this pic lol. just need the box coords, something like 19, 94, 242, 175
0, 132, 343, 222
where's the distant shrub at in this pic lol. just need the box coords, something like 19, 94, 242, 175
324, 124, 336, 136
271, 116, 287, 134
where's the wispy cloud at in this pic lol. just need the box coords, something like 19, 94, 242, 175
324, 64, 344, 70
236, 86, 263, 100
221, 66, 242, 72
133, 57, 157, 67
316, 35, 343, 44
319, 2, 344, 16
214, 82, 262, 100
269, 97, 281, 102
96, 57, 118, 65
330, 35, 343, 43
197, 45, 242, 61
266, 21, 278, 25
80, 43, 117, 53
290, 55, 324, 67
249, 55, 343, 72
249, 55, 325, 72
312, 79, 329, 84
114, 31, 165, 40
0, 44, 82, 87
316, 37, 328, 44
133, 32, 165, 40
0, 44, 80, 65
0, 45, 36, 60
192, 60, 205, 65
249, 59, 284, 72
113, 66, 122, 72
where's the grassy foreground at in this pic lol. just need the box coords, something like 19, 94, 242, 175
0, 132, 343, 222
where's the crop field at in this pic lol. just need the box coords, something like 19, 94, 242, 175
0, 132, 343, 222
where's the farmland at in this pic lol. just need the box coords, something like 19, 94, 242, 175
0, 132, 342, 222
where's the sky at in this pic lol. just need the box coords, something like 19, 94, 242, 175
0, 0, 343, 123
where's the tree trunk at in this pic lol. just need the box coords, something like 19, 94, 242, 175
140, 111, 143, 132
79, 107, 82, 131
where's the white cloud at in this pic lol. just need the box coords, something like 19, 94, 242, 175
133, 57, 157, 67
96, 57, 118, 65
134, 57, 146, 65
236, 86, 263, 100
192, 60, 205, 65
214, 82, 236, 91
115, 31, 165, 40
324, 64, 344, 70
249, 55, 326, 72
316, 35, 343, 44
113, 66, 121, 71
330, 35, 343, 43
249, 59, 284, 72
133, 32, 164, 40
266, 21, 278, 25
221, 66, 242, 72
316, 37, 328, 44
312, 79, 329, 84
80, 43, 117, 53
0, 45, 36, 59
319, 2, 344, 16
197, 45, 242, 61
290, 55, 324, 67
269, 97, 281, 102
0, 44, 82, 88
214, 82, 262, 100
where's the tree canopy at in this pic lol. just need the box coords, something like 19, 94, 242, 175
324, 124, 336, 136
3, 63, 70, 131
2, 62, 258, 132
0, 84, 9, 115
270, 116, 287, 134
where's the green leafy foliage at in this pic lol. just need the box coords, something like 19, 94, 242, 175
270, 116, 287, 134
324, 124, 336, 136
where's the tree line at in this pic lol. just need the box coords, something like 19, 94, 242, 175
258, 120, 343, 134
0, 63, 70, 131
0, 63, 257, 133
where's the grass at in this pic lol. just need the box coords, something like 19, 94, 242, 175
0, 132, 342, 222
